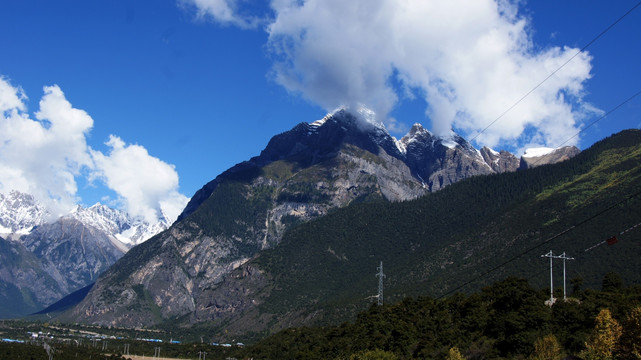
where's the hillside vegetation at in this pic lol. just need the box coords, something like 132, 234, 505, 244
222, 130, 641, 337
238, 276, 641, 359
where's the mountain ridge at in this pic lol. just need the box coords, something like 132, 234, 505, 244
63, 109, 584, 329
183, 129, 641, 341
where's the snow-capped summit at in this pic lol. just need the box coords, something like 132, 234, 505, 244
1, 190, 170, 245
520, 146, 581, 170
0, 190, 50, 235
68, 203, 168, 246
0, 190, 176, 317
523, 147, 556, 158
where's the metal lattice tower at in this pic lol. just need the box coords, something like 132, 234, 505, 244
376, 261, 385, 306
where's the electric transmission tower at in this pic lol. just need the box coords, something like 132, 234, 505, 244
376, 261, 385, 306
541, 250, 575, 304
557, 252, 575, 300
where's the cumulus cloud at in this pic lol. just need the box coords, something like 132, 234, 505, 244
0, 76, 188, 223
184, 0, 598, 150
178, 0, 263, 29
266, 0, 597, 149
90, 136, 189, 223
0, 78, 93, 217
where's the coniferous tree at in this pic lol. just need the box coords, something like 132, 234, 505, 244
446, 346, 465, 360
583, 308, 622, 360
530, 334, 563, 360
349, 349, 398, 360
617, 306, 641, 360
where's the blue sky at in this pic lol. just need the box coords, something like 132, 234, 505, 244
0, 0, 640, 222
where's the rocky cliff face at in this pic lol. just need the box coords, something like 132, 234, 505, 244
0, 236, 64, 317
68, 111, 430, 326
66, 109, 581, 328
480, 147, 520, 173
0, 217, 128, 318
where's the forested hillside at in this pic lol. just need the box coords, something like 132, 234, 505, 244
210, 129, 641, 339
237, 276, 641, 359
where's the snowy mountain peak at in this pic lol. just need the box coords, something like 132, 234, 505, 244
398, 124, 476, 152
0, 190, 168, 245
0, 190, 50, 235
68, 203, 168, 246
325, 106, 388, 133
523, 147, 556, 158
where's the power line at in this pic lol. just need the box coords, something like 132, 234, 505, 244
376, 261, 385, 306
439, 87, 641, 298
437, 188, 641, 299
554, 89, 641, 150
433, 86, 641, 299
583, 219, 641, 252
525, 88, 641, 169
470, 1, 641, 143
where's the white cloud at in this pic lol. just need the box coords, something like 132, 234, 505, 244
0, 78, 93, 218
90, 136, 189, 223
185, 0, 598, 149
265, 0, 598, 149
178, 0, 263, 29
0, 76, 188, 223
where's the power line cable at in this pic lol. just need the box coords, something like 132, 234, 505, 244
553, 89, 641, 150
526, 88, 641, 169
583, 219, 641, 252
470, 1, 641, 143
434, 88, 641, 298
429, 2, 641, 300
437, 188, 641, 299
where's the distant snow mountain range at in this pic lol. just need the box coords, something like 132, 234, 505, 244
0, 190, 169, 246
0, 190, 173, 318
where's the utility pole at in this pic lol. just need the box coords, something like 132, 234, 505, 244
376, 261, 385, 306
541, 250, 555, 304
558, 252, 575, 300
541, 250, 575, 304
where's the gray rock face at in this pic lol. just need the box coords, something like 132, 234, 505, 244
0, 217, 126, 317
480, 147, 520, 173
0, 236, 64, 317
22, 218, 125, 292
68, 110, 582, 328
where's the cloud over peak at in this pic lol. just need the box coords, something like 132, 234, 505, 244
91, 135, 188, 223
184, 0, 598, 150
0, 77, 188, 223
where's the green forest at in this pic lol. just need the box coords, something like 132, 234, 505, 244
237, 275, 641, 359
240, 130, 641, 335
2, 275, 640, 359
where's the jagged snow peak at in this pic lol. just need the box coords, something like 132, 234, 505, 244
523, 147, 556, 158
0, 190, 50, 235
326, 105, 387, 131
68, 203, 169, 246
397, 123, 431, 154
485, 147, 500, 156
